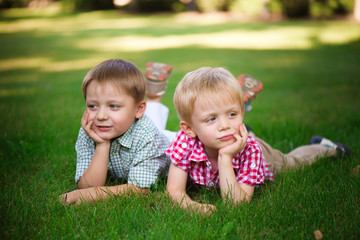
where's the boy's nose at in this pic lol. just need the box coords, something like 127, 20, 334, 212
96, 108, 108, 120
218, 117, 230, 131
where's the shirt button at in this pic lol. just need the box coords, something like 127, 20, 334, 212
181, 143, 187, 148
250, 163, 256, 169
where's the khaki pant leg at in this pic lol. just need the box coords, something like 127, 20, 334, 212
254, 136, 337, 174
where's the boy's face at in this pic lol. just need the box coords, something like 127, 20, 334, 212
85, 81, 144, 141
183, 97, 244, 157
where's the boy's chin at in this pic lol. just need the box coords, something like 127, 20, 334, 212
94, 129, 125, 140
96, 133, 117, 141
218, 139, 236, 148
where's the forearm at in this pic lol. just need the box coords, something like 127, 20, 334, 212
166, 164, 196, 209
166, 163, 215, 214
167, 189, 196, 209
218, 155, 251, 204
105, 184, 148, 196
96, 184, 148, 202
166, 188, 216, 214
60, 184, 148, 205
78, 142, 111, 188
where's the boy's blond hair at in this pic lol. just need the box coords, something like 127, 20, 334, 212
174, 67, 244, 124
82, 59, 146, 103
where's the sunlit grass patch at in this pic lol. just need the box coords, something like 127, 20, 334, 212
77, 21, 360, 51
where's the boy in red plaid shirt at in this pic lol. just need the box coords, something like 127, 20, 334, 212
165, 67, 274, 214
165, 67, 351, 214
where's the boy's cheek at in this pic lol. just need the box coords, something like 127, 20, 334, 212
87, 113, 96, 122
234, 124, 242, 134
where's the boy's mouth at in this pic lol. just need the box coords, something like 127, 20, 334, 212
219, 134, 234, 141
97, 125, 112, 131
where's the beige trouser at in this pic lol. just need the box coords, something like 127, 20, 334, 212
255, 136, 337, 174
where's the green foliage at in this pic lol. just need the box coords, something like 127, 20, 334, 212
273, 0, 355, 18
278, 0, 311, 18
0, 0, 30, 8
135, 0, 180, 12
195, 0, 235, 12
190, 0, 354, 17
0, 9, 359, 239
61, 0, 115, 11
311, 0, 355, 18
230, 0, 264, 15
60, 0, 184, 13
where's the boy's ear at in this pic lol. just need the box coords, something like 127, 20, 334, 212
135, 100, 146, 119
180, 120, 197, 138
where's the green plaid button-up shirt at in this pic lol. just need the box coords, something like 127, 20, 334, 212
75, 115, 171, 188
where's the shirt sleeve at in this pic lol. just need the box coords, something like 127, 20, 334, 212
165, 130, 192, 173
234, 136, 270, 185
74, 128, 95, 183
127, 135, 169, 188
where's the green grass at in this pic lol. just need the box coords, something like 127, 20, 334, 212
1, 7, 360, 239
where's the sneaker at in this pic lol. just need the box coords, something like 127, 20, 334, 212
237, 74, 263, 109
145, 62, 173, 97
309, 136, 352, 157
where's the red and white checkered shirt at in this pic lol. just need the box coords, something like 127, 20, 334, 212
165, 129, 274, 187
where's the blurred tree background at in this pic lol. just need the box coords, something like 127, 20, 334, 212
0, 0, 357, 20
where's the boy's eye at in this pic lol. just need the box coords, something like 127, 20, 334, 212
205, 117, 215, 123
87, 104, 97, 110
110, 105, 120, 109
228, 112, 237, 117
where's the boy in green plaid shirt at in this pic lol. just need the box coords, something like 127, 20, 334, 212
59, 59, 173, 204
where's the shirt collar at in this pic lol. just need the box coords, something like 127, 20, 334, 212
113, 118, 139, 149
186, 134, 209, 162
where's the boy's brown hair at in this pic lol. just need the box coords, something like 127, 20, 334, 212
174, 67, 244, 124
82, 59, 146, 103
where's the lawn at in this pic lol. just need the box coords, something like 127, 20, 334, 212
0, 6, 359, 239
